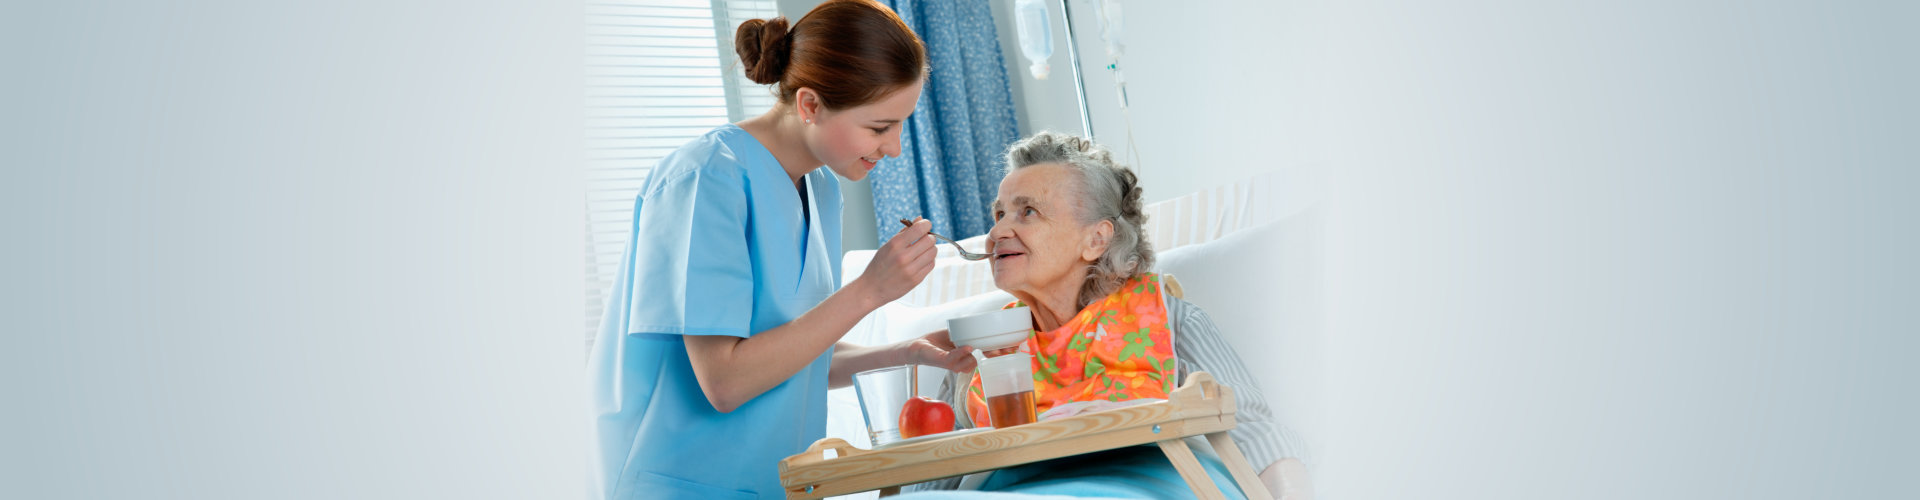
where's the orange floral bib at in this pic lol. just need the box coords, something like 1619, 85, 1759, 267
965, 273, 1177, 426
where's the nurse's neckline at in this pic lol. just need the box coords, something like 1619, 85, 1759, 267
734, 112, 823, 188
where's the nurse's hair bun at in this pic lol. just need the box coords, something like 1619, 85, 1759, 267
735, 17, 793, 85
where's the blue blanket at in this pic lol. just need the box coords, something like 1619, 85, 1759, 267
890, 445, 1250, 499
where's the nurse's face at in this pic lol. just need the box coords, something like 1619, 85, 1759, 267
800, 79, 923, 182
986, 164, 1108, 303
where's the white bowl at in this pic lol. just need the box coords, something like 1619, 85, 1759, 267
947, 306, 1032, 351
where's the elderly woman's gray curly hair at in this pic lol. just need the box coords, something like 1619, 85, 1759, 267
1002, 131, 1153, 310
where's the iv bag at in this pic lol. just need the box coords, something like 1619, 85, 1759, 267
1014, 0, 1053, 79
1099, 0, 1125, 58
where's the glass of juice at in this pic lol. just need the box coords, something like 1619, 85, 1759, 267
978, 351, 1037, 428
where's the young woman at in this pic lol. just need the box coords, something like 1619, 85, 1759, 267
587, 1, 975, 498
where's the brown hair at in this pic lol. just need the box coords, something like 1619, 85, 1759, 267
734, 0, 927, 110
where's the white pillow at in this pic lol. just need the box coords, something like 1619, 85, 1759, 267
1153, 210, 1325, 464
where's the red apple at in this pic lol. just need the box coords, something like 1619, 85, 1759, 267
898, 396, 955, 439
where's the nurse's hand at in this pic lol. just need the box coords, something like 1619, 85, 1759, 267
856, 217, 937, 307
902, 329, 977, 374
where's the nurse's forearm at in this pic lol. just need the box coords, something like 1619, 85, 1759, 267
827, 341, 906, 389
684, 280, 885, 413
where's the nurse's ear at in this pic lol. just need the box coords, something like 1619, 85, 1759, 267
794, 87, 823, 125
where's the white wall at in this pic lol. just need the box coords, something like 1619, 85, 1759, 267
1311, 1, 1917, 499
991, 0, 1328, 209
3, 2, 584, 499
1008, 1, 1916, 498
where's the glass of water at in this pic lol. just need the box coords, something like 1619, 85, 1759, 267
852, 366, 911, 447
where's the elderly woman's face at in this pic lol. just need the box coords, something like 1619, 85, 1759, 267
987, 164, 1104, 298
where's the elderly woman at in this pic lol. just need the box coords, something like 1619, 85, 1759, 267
918, 132, 1307, 498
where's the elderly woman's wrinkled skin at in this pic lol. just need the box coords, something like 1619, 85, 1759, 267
985, 163, 1114, 334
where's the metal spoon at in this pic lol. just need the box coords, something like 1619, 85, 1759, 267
899, 218, 991, 261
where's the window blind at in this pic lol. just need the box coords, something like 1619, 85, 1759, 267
586, 0, 778, 353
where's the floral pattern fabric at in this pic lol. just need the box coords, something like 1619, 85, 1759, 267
966, 273, 1177, 426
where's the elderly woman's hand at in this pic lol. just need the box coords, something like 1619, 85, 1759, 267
899, 329, 977, 374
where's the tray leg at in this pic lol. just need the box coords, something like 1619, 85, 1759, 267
1158, 438, 1227, 500
1205, 431, 1275, 500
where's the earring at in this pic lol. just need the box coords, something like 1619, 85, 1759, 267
805, 119, 812, 124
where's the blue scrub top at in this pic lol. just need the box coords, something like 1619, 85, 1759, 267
589, 124, 844, 499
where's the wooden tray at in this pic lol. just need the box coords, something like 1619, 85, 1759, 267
778, 372, 1273, 500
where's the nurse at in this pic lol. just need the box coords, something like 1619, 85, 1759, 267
588, 1, 973, 498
